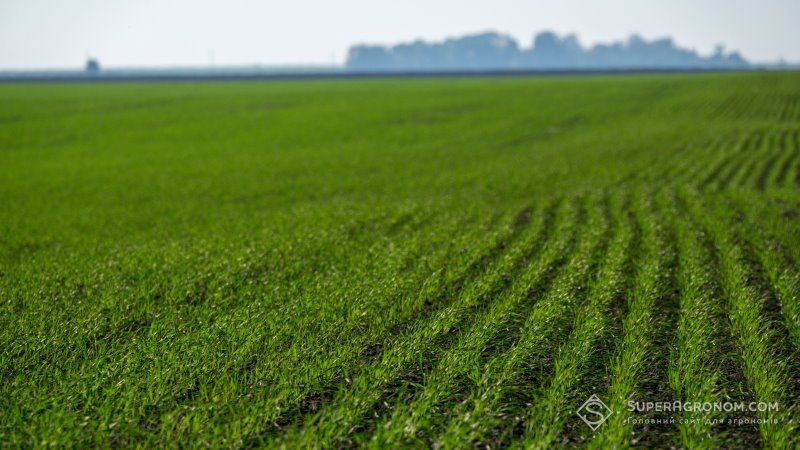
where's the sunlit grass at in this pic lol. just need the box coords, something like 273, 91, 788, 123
1, 72, 798, 448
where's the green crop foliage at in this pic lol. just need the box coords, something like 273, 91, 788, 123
1, 72, 798, 448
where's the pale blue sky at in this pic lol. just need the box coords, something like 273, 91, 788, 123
0, 0, 797, 69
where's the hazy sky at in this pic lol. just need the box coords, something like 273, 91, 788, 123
1, 0, 798, 69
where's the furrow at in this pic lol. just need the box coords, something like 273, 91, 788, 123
714, 131, 763, 191
794, 97, 800, 121
366, 198, 583, 447
756, 130, 790, 191
435, 192, 614, 448
518, 189, 635, 448
774, 130, 799, 188
780, 96, 796, 122
235, 206, 539, 443
728, 131, 772, 190
679, 131, 744, 187
271, 200, 565, 448
698, 133, 751, 191
587, 189, 675, 449
726, 195, 800, 348
795, 130, 800, 187
680, 188, 797, 448
718, 193, 800, 370
669, 139, 723, 186
661, 190, 733, 448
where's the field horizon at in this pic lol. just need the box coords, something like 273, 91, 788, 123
1, 72, 799, 448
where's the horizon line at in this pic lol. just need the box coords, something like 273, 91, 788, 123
3, 28, 797, 73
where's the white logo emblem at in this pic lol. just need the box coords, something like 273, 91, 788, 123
576, 394, 612, 430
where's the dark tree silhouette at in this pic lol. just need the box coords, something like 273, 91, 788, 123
346, 31, 748, 71
85, 58, 101, 74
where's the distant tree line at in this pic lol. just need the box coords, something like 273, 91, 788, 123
346, 31, 748, 71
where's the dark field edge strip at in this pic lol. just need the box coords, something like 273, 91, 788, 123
0, 68, 759, 84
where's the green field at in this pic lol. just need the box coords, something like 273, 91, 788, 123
1, 73, 799, 448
